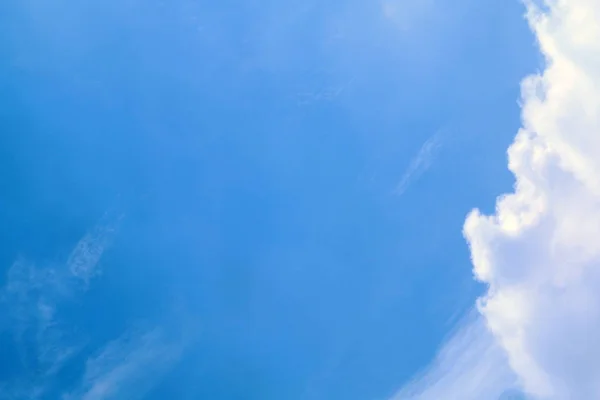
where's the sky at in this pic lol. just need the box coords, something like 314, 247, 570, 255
1, 0, 598, 399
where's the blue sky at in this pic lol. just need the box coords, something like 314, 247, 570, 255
6, 0, 595, 399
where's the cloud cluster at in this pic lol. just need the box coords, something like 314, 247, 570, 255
395, 1, 600, 399
465, 0, 600, 398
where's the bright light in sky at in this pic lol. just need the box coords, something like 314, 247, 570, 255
2, 0, 598, 399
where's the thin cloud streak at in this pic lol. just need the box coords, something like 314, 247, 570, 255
64, 327, 185, 400
395, 131, 443, 196
391, 313, 520, 400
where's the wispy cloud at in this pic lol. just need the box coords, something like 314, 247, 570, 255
67, 215, 121, 286
394, 1, 600, 399
295, 77, 356, 106
395, 131, 443, 196
64, 327, 185, 400
0, 218, 119, 399
391, 313, 520, 400
0, 214, 184, 400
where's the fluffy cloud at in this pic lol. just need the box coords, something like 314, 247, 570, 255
466, 0, 600, 398
395, 1, 600, 399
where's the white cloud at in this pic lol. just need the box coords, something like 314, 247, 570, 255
395, 1, 600, 399
465, 1, 600, 398
396, 131, 442, 196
